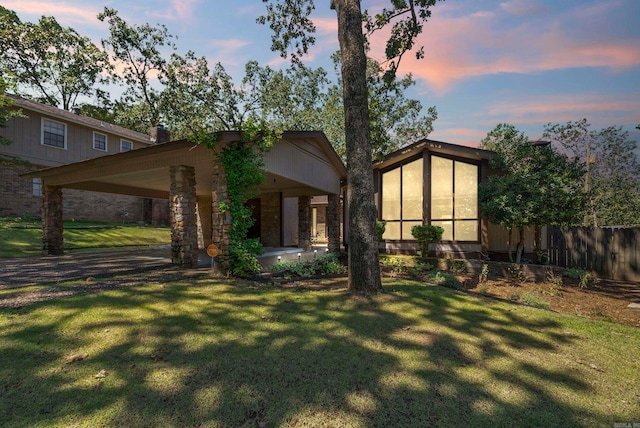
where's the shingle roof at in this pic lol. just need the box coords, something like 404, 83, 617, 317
7, 94, 152, 144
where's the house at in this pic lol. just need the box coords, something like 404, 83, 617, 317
23, 131, 348, 268
0, 94, 169, 224
373, 138, 547, 259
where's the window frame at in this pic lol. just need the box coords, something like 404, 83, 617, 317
41, 118, 67, 150
32, 177, 42, 197
380, 154, 424, 241
429, 154, 480, 243
120, 139, 133, 152
93, 131, 108, 152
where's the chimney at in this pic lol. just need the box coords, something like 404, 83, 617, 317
150, 124, 171, 144
71, 105, 81, 115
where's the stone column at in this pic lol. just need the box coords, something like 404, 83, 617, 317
261, 192, 281, 247
169, 165, 198, 268
298, 195, 312, 250
327, 193, 341, 253
211, 161, 231, 271
42, 184, 64, 255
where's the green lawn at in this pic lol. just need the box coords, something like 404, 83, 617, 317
0, 219, 170, 256
0, 276, 638, 427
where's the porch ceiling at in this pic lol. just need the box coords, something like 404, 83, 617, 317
22, 131, 346, 199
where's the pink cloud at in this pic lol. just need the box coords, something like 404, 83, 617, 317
364, 2, 640, 96
206, 39, 252, 66
430, 127, 487, 147
3, 0, 99, 24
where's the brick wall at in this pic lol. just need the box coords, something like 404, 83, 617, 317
0, 162, 169, 224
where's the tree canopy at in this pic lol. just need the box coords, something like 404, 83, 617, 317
543, 119, 640, 226
480, 124, 585, 261
0, 6, 110, 110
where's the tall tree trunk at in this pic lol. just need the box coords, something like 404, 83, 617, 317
332, 0, 382, 295
515, 226, 525, 263
507, 226, 513, 262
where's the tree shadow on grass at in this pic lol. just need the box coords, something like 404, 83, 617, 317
0, 276, 624, 427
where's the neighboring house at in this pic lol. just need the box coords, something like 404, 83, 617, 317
373, 138, 547, 259
0, 94, 169, 224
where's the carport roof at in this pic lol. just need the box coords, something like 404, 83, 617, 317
22, 130, 347, 198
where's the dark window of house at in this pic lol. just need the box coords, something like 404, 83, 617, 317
93, 132, 107, 151
120, 140, 132, 152
42, 119, 66, 149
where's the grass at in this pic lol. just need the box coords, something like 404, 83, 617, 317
1, 276, 638, 427
0, 218, 170, 257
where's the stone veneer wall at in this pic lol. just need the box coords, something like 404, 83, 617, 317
211, 160, 231, 270
298, 195, 312, 250
42, 185, 63, 255
260, 192, 281, 247
327, 193, 341, 252
169, 165, 198, 268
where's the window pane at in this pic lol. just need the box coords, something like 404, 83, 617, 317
383, 221, 400, 240
455, 161, 478, 219
431, 156, 453, 219
43, 120, 65, 148
33, 178, 42, 197
94, 133, 106, 151
431, 220, 453, 241
382, 167, 401, 220
402, 159, 423, 220
121, 140, 132, 152
402, 221, 422, 240
455, 220, 478, 241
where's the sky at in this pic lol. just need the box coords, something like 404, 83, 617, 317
4, 0, 640, 148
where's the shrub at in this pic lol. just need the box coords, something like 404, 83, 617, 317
271, 253, 345, 278
563, 267, 587, 279
407, 260, 434, 278
380, 256, 407, 275
229, 241, 262, 276
376, 220, 386, 241
518, 291, 550, 310
579, 271, 598, 289
448, 259, 467, 274
411, 224, 444, 257
429, 271, 461, 289
478, 263, 489, 284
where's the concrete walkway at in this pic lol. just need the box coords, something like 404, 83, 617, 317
0, 245, 330, 289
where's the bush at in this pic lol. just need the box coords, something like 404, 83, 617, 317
376, 220, 386, 241
229, 241, 262, 276
380, 256, 407, 275
271, 253, 345, 278
407, 260, 434, 278
563, 268, 597, 288
563, 267, 587, 279
411, 224, 444, 257
448, 259, 467, 274
428, 271, 462, 289
518, 291, 550, 310
478, 263, 489, 284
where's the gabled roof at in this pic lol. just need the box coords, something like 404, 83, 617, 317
6, 94, 152, 144
373, 138, 494, 170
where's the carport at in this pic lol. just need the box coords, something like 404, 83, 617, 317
23, 131, 347, 269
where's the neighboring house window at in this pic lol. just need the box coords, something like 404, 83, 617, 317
93, 132, 107, 151
42, 118, 66, 149
381, 157, 423, 240
120, 140, 132, 152
33, 178, 42, 197
430, 155, 478, 241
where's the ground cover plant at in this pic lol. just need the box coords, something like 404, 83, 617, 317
1, 272, 638, 427
0, 217, 170, 256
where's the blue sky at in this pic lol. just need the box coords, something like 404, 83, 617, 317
5, 0, 640, 148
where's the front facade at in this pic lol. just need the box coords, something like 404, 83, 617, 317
374, 138, 549, 258
0, 95, 168, 223
25, 131, 347, 267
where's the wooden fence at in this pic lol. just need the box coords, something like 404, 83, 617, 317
549, 227, 640, 282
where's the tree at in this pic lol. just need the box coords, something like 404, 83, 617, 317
543, 119, 640, 226
259, 0, 442, 295
98, 7, 176, 133
322, 54, 437, 161
480, 124, 585, 262
0, 72, 25, 146
0, 6, 110, 110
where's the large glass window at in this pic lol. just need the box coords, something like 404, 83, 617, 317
42, 119, 66, 149
431, 155, 479, 241
381, 158, 423, 240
